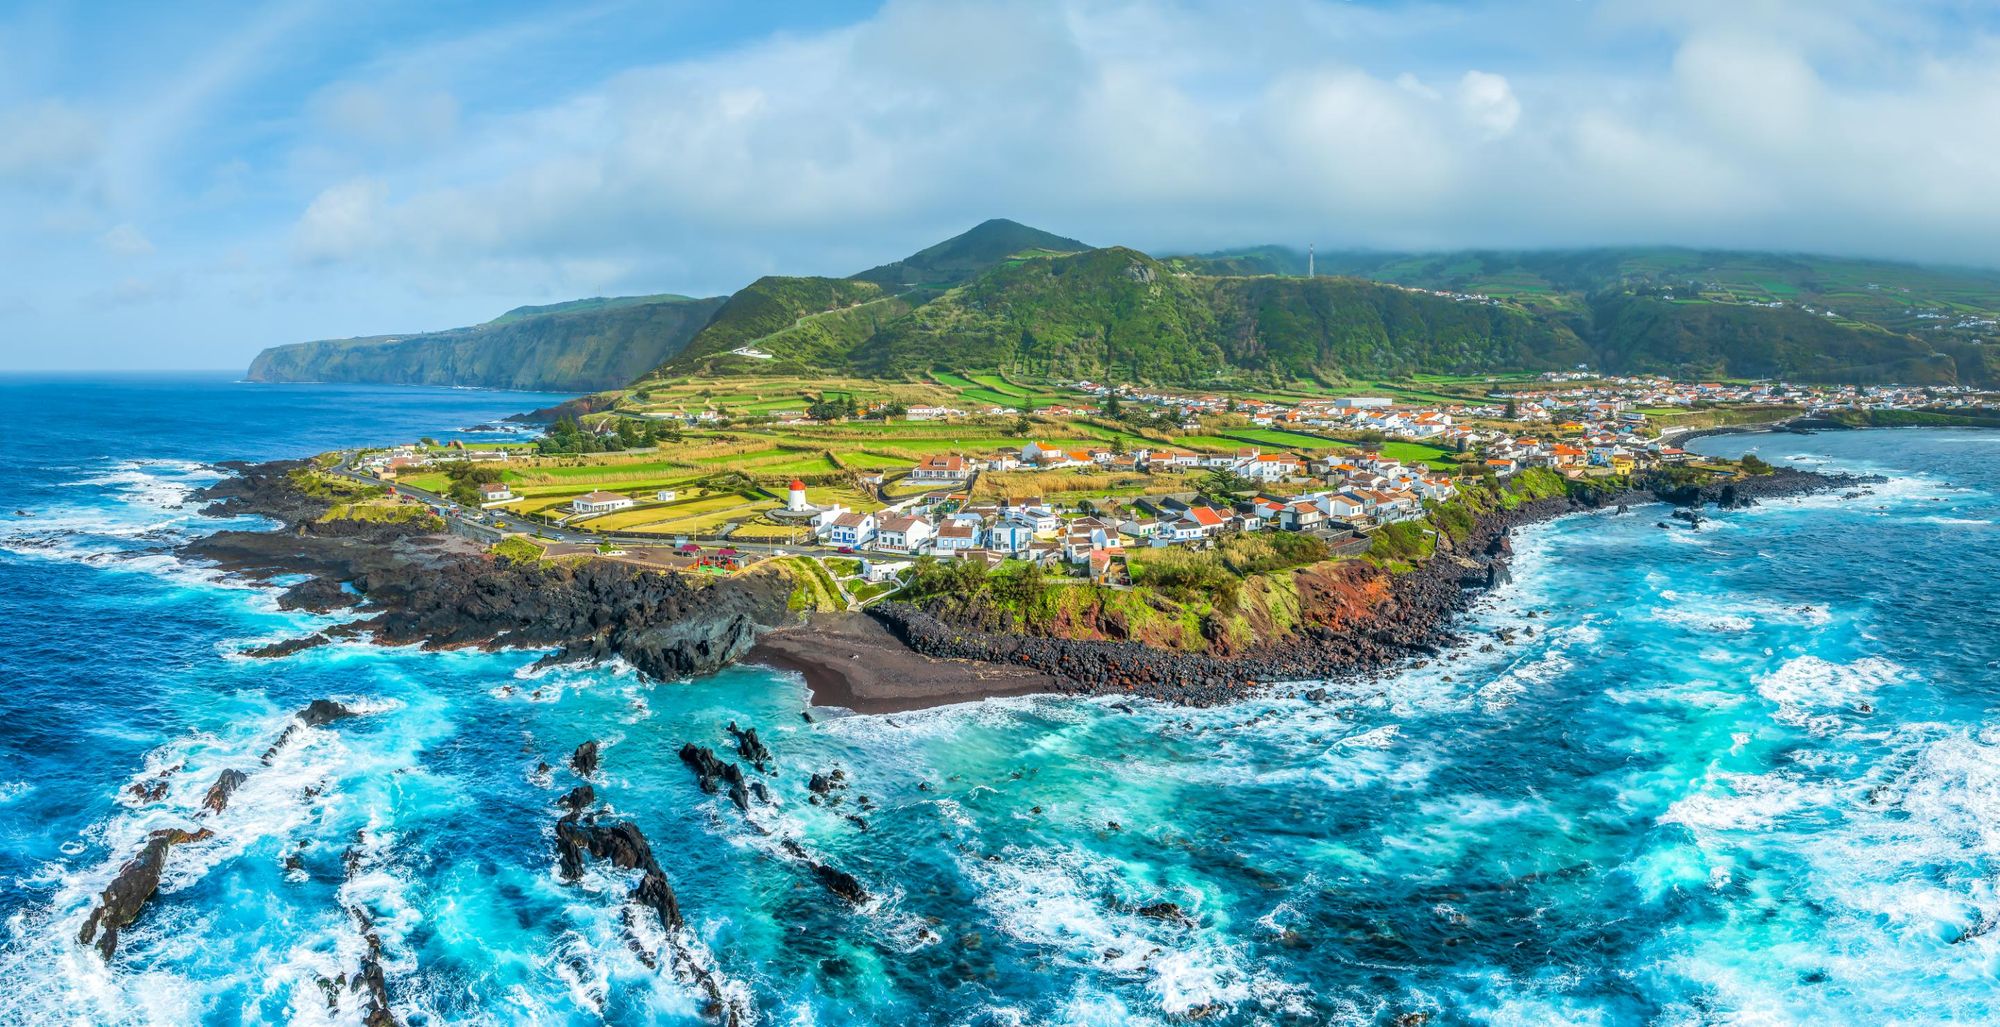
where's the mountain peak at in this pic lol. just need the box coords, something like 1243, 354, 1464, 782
850, 219, 1088, 289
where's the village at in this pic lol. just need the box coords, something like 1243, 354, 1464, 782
344, 371, 1998, 593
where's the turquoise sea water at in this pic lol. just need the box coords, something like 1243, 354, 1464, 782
1, 374, 1996, 1025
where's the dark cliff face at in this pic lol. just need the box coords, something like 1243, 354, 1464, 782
181, 462, 792, 681
246, 295, 727, 392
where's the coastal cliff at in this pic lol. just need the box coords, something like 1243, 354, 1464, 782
246, 294, 726, 393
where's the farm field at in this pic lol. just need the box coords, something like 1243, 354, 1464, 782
1220, 428, 1351, 451
1378, 441, 1459, 468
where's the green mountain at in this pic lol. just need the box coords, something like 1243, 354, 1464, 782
1168, 245, 2000, 385
660, 245, 1595, 384
249, 225, 2000, 393
849, 218, 1088, 289
246, 293, 726, 392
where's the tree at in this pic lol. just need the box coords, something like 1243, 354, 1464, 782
990, 560, 1046, 608
1006, 414, 1032, 437
1504, 397, 1518, 419
1739, 453, 1774, 475
1104, 391, 1123, 418
1197, 469, 1253, 505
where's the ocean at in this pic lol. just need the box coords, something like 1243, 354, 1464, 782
1, 373, 1996, 1026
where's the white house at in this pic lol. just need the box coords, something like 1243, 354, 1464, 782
933, 521, 981, 552
571, 491, 634, 515
985, 523, 1034, 554
477, 483, 514, 507
875, 513, 934, 553
1325, 493, 1369, 520
654, 489, 678, 502
825, 511, 877, 547
1235, 453, 1303, 482
909, 454, 972, 482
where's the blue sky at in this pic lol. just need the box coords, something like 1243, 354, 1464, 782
5, 0, 2000, 371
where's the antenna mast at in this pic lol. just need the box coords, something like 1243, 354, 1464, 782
1308, 243, 1315, 278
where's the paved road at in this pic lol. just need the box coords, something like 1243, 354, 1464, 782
326, 451, 911, 561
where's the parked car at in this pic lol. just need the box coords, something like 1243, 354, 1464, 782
836, 546, 855, 554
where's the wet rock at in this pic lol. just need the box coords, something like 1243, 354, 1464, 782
780, 839, 869, 905
553, 819, 684, 930
242, 634, 333, 659
299, 699, 358, 728
201, 768, 249, 814
727, 722, 772, 769
1135, 901, 1195, 927
571, 740, 601, 779
277, 576, 353, 614
678, 744, 750, 811
558, 784, 596, 817
78, 827, 215, 958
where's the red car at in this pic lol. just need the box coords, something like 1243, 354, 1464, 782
836, 546, 855, 554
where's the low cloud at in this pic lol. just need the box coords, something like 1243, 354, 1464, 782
284, 0, 2000, 296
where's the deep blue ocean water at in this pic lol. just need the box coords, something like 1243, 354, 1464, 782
1, 374, 1996, 1026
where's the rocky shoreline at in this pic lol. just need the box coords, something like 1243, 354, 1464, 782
182, 461, 796, 682
181, 459, 1871, 712
858, 466, 1873, 707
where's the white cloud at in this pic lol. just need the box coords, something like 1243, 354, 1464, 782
295, 177, 389, 262
1456, 70, 1520, 139
100, 223, 154, 257
274, 0, 2000, 293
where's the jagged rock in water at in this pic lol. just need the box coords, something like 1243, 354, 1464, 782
1135, 901, 1196, 926
241, 634, 331, 659
553, 819, 684, 930
299, 699, 358, 728
679, 743, 751, 811
559, 784, 596, 817
77, 827, 215, 958
726, 722, 772, 768
780, 839, 869, 905
201, 769, 248, 814
571, 740, 601, 778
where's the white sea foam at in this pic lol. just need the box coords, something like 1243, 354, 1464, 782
962, 844, 1260, 1019
1755, 655, 1909, 731
1659, 769, 1833, 832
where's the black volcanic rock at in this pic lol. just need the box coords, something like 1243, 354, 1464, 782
679, 744, 751, 811
181, 461, 795, 685
727, 722, 771, 768
278, 576, 353, 613
571, 740, 601, 779
554, 820, 684, 930
78, 827, 214, 958
242, 634, 330, 659
299, 699, 358, 728
200, 769, 248, 814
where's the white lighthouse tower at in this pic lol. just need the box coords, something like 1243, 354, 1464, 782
786, 479, 809, 512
